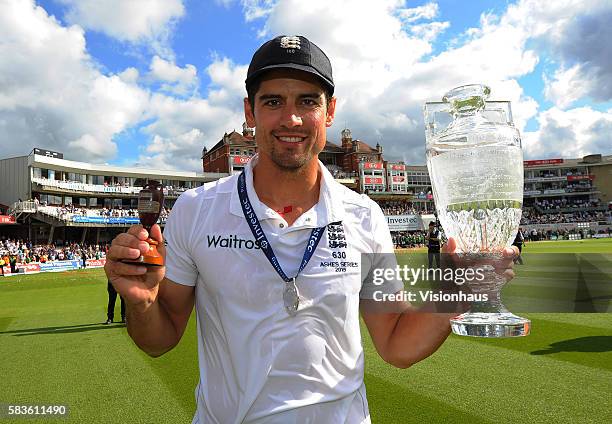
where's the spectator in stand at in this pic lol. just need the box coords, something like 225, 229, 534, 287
375, 200, 423, 216
391, 230, 427, 249
0, 239, 106, 267
37, 205, 171, 223
521, 206, 609, 225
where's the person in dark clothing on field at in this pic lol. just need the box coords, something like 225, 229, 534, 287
9, 255, 17, 274
426, 221, 441, 268
104, 279, 125, 324
512, 228, 525, 265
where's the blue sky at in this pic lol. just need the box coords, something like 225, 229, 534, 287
1, 0, 610, 171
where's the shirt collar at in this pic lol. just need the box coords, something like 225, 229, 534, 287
229, 154, 345, 227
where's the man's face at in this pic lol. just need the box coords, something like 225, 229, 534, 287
244, 69, 336, 171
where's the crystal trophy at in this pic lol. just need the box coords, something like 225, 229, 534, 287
424, 84, 530, 337
122, 180, 164, 267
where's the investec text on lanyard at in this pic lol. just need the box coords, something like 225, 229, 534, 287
237, 172, 325, 316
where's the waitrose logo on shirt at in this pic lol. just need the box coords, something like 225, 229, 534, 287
207, 235, 262, 250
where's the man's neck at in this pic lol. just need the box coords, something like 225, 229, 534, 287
252, 155, 321, 225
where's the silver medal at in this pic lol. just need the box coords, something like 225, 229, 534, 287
283, 278, 300, 316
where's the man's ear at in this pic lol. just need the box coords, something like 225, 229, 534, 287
326, 96, 337, 128
244, 97, 256, 128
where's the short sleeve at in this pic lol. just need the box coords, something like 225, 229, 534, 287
359, 201, 404, 299
163, 193, 199, 286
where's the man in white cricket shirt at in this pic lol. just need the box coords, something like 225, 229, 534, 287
104, 35, 519, 423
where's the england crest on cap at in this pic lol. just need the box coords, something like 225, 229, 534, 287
280, 36, 301, 50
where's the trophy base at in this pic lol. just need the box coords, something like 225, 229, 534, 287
121, 256, 163, 267
121, 238, 163, 267
450, 312, 530, 338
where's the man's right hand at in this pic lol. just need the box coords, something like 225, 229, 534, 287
104, 224, 165, 313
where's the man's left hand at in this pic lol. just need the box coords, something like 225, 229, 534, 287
442, 237, 520, 282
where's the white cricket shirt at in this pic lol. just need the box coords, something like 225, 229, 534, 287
164, 156, 401, 423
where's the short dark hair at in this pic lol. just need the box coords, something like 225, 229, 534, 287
246, 75, 333, 114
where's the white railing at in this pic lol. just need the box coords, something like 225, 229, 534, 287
32, 177, 142, 194
31, 177, 190, 196
8, 200, 37, 215
38, 206, 133, 218
524, 188, 597, 196
37, 205, 59, 217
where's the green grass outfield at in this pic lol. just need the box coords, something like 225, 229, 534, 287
1, 239, 610, 423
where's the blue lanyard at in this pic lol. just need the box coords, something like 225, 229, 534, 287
237, 172, 325, 282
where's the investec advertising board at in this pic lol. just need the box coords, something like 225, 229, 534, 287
1, 259, 107, 276
385, 215, 424, 231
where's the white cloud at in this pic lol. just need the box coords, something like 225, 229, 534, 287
397, 2, 439, 23
137, 97, 245, 171
57, 0, 185, 58
214, 0, 234, 8
118, 67, 140, 84
148, 56, 198, 96
523, 107, 612, 159
68, 133, 117, 159
410, 21, 450, 42
136, 58, 249, 171
264, 0, 436, 95
543, 64, 591, 109
241, 0, 277, 22
541, 4, 612, 107
57, 0, 184, 42
205, 57, 249, 107
145, 94, 241, 140
0, 0, 149, 162
495, 0, 612, 109
144, 56, 248, 141
0, 0, 252, 171
138, 129, 207, 171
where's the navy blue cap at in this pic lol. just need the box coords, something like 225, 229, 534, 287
246, 35, 334, 95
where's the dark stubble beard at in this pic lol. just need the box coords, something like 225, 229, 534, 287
269, 143, 314, 172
